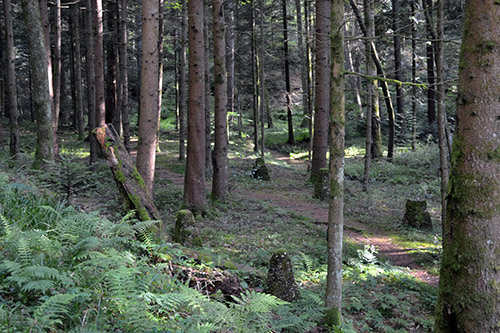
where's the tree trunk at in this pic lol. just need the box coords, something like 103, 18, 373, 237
119, 0, 130, 152
283, 0, 294, 144
423, 0, 436, 125
85, 0, 98, 164
211, 0, 228, 201
156, 0, 164, 153
184, 0, 207, 213
93, 0, 105, 127
435, 1, 500, 330
94, 124, 161, 221
204, 0, 212, 175
225, 0, 235, 135
392, 0, 405, 143
362, 0, 373, 192
295, 0, 308, 125
71, 3, 85, 140
178, 0, 187, 161
325, 0, 344, 325
52, 0, 62, 154
258, 0, 266, 159
311, 0, 331, 181
136, 0, 160, 195
21, 0, 54, 168
304, 0, 313, 162
411, 0, 417, 150
251, 0, 259, 153
3, 0, 20, 157
105, 0, 119, 132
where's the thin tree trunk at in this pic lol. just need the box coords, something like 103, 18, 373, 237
305, 0, 313, 163
119, 0, 130, 151
156, 0, 164, 153
225, 0, 235, 134
3, 0, 20, 156
71, 3, 85, 140
184, 0, 207, 213
258, 0, 266, 159
85, 0, 97, 164
325, 0, 345, 325
362, 0, 373, 192
106, 0, 119, 132
392, 0, 405, 143
21, 0, 54, 168
52, 0, 61, 155
211, 0, 228, 201
251, 0, 259, 153
136, 0, 160, 195
283, 0, 294, 144
311, 0, 331, 181
93, 0, 105, 127
423, 0, 436, 125
178, 0, 187, 161
204, 0, 212, 174
295, 0, 307, 125
411, 0, 417, 150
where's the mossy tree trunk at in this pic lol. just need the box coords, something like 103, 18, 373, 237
325, 0, 344, 326
434, 1, 500, 331
94, 124, 161, 222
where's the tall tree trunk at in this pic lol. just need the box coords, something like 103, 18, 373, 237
392, 0, 405, 143
119, 0, 130, 151
71, 3, 85, 140
258, 0, 266, 159
85, 0, 98, 163
52, 0, 61, 155
349, 0, 395, 159
105, 0, 119, 131
435, 1, 500, 330
225, 0, 235, 134
204, 0, 212, 174
423, 0, 436, 125
184, 0, 207, 213
362, 0, 374, 191
136, 0, 160, 195
21, 0, 54, 168
3, 0, 20, 157
156, 0, 164, 153
178, 0, 187, 161
325, 0, 345, 325
411, 0, 417, 150
211, 0, 228, 201
93, 0, 106, 127
295, 0, 307, 125
304, 0, 313, 162
311, 0, 331, 181
251, 0, 259, 153
283, 0, 294, 144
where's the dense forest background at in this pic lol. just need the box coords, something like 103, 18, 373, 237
4, 0, 498, 331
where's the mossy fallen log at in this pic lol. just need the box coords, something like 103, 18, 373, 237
94, 124, 161, 221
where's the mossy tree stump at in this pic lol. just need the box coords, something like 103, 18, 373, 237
251, 157, 271, 181
265, 250, 300, 301
313, 168, 330, 201
94, 124, 161, 222
173, 209, 202, 246
402, 199, 432, 230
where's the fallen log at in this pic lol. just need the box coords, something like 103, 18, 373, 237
93, 124, 161, 221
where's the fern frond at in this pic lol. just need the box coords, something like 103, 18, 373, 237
33, 293, 80, 331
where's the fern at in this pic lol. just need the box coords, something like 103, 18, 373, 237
32, 293, 80, 331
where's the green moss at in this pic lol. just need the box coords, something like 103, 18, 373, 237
129, 194, 151, 221
324, 306, 342, 327
132, 168, 147, 191
495, 0, 500, 5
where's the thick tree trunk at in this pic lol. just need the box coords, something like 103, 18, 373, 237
21, 0, 54, 168
94, 124, 160, 221
184, 0, 207, 213
85, 0, 98, 164
325, 0, 344, 325
283, 0, 294, 144
311, 0, 331, 181
435, 1, 500, 331
178, 0, 187, 161
119, 0, 130, 152
3, 0, 20, 157
93, 0, 105, 127
211, 0, 228, 201
71, 3, 85, 140
136, 0, 160, 195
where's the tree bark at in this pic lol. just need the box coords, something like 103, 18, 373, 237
119, 0, 130, 152
311, 0, 331, 181
225, 0, 235, 134
136, 0, 160, 195
184, 0, 207, 213
325, 0, 344, 325
423, 0, 436, 125
411, 0, 417, 150
283, 0, 294, 144
258, 0, 266, 159
93, 0, 105, 127
204, 0, 212, 174
21, 0, 54, 168
362, 0, 374, 191
94, 124, 161, 221
211, 0, 228, 201
392, 0, 405, 143
251, 0, 259, 153
52, 0, 62, 154
178, 0, 187, 161
71, 3, 85, 140
435, 1, 500, 330
85, 0, 98, 164
105, 0, 119, 132
3, 0, 20, 157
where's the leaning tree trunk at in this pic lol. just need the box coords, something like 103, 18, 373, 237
21, 0, 54, 168
325, 0, 345, 326
435, 1, 500, 331
136, 0, 160, 195
3, 0, 20, 157
211, 0, 229, 201
94, 124, 160, 221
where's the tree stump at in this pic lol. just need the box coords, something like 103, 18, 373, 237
93, 124, 161, 222
266, 249, 300, 301
402, 199, 432, 230
173, 209, 202, 246
313, 168, 330, 201
251, 157, 271, 181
